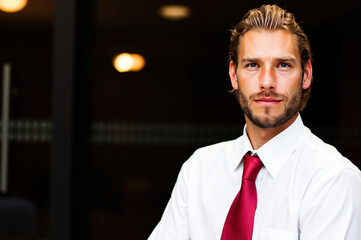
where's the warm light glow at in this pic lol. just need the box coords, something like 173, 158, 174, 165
0, 0, 27, 13
129, 54, 146, 71
159, 4, 191, 20
113, 53, 133, 73
113, 53, 146, 73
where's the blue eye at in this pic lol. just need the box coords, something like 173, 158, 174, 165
247, 63, 258, 68
279, 63, 290, 68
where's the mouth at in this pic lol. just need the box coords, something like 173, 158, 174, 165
254, 97, 283, 106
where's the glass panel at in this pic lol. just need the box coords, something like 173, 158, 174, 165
0, 0, 54, 239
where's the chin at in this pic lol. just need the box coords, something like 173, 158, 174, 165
248, 112, 292, 129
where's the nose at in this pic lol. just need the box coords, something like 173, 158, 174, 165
259, 67, 276, 91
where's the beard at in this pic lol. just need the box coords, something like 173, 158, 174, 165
237, 81, 303, 128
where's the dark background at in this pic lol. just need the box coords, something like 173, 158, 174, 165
0, 0, 360, 239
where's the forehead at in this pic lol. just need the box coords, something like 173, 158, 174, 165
238, 29, 300, 62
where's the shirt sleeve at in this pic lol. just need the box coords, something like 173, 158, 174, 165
299, 167, 361, 240
148, 160, 191, 240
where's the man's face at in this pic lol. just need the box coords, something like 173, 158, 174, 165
229, 29, 312, 128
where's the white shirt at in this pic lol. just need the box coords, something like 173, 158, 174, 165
148, 115, 361, 240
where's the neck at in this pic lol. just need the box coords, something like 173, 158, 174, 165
245, 114, 298, 150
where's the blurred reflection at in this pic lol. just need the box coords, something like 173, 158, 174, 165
158, 4, 191, 20
0, 0, 27, 13
113, 53, 146, 73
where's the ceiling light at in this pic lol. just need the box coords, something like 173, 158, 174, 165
113, 53, 146, 73
159, 4, 191, 20
0, 0, 27, 13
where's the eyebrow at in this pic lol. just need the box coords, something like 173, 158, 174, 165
240, 58, 258, 64
276, 57, 297, 64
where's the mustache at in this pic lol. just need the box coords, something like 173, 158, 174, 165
249, 91, 288, 101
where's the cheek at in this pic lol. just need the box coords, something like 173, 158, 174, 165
278, 74, 302, 94
238, 75, 258, 94
238, 82, 255, 97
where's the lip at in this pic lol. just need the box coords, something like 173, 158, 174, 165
254, 97, 282, 106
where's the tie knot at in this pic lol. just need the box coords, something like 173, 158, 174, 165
242, 153, 263, 182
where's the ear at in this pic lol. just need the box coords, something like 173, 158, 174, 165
229, 61, 239, 90
302, 60, 312, 90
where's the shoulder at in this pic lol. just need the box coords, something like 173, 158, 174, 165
298, 128, 361, 190
302, 129, 359, 171
195, 136, 243, 157
181, 136, 244, 173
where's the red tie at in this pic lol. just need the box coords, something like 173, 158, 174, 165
221, 153, 263, 240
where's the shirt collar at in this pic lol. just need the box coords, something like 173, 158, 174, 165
236, 114, 306, 178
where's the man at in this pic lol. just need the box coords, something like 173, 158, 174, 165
149, 5, 361, 240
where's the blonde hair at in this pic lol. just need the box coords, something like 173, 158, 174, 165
229, 5, 312, 110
